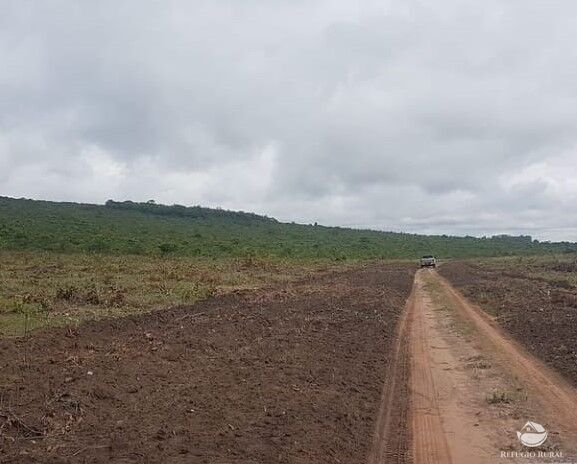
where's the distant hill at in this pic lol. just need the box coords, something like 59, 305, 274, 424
0, 196, 575, 259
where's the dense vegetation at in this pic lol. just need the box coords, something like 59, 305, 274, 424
1, 196, 575, 259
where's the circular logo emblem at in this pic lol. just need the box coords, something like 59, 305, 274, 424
517, 421, 548, 448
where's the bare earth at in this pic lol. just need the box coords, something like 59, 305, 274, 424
0, 263, 415, 464
3, 264, 577, 463
403, 269, 577, 463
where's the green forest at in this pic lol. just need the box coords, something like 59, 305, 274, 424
1, 196, 575, 259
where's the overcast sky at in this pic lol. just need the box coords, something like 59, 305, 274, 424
2, 1, 577, 240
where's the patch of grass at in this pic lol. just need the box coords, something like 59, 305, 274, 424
475, 255, 577, 288
465, 355, 491, 370
0, 251, 341, 337
486, 390, 513, 404
422, 273, 475, 336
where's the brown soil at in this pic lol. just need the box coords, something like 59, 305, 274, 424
407, 273, 452, 464
436, 272, 577, 451
0, 263, 415, 464
408, 270, 533, 464
367, 277, 413, 464
439, 261, 577, 387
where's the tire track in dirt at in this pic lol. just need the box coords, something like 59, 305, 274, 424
369, 271, 458, 464
409, 269, 524, 463
436, 270, 577, 448
408, 275, 453, 464
367, 284, 413, 464
381, 268, 577, 463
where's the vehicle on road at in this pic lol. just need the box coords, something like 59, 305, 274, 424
420, 255, 436, 268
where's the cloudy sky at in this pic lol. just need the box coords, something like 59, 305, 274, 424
2, 0, 577, 240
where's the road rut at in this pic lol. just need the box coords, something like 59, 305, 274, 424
374, 268, 577, 463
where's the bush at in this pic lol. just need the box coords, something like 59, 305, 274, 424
159, 243, 179, 255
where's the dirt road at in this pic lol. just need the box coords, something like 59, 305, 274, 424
4, 263, 577, 463
403, 269, 577, 463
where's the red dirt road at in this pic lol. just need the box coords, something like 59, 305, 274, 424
405, 269, 577, 463
437, 271, 577, 449
439, 260, 577, 388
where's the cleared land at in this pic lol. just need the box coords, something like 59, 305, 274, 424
5, 252, 577, 463
0, 262, 415, 463
439, 257, 577, 387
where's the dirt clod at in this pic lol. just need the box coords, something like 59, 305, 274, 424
0, 263, 415, 463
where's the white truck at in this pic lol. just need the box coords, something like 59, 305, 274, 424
420, 255, 436, 268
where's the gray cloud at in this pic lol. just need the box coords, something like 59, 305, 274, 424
2, 0, 577, 240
